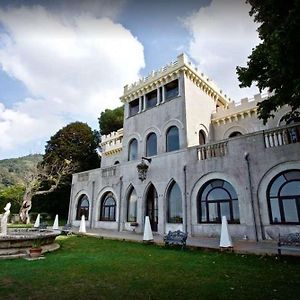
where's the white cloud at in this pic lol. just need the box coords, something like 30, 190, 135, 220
0, 5, 144, 156
183, 0, 260, 101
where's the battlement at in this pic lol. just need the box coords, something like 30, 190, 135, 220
212, 93, 270, 121
100, 128, 123, 156
121, 53, 231, 107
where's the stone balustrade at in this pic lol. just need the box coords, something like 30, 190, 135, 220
102, 166, 117, 177
264, 123, 300, 148
197, 141, 228, 160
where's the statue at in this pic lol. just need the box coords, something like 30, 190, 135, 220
1, 202, 11, 236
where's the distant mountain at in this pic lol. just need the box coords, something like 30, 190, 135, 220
0, 154, 43, 188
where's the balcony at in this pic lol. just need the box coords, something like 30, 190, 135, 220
197, 141, 228, 160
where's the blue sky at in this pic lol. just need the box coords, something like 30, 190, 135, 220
0, 0, 260, 159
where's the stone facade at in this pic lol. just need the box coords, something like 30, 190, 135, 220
68, 54, 300, 241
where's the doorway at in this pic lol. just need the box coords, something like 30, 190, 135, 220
146, 184, 158, 232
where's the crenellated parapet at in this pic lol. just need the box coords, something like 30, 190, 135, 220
100, 128, 124, 157
120, 53, 231, 108
211, 93, 269, 126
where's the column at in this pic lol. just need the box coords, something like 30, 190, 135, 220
161, 85, 165, 103
138, 96, 142, 113
156, 86, 160, 106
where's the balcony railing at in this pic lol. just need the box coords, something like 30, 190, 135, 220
102, 166, 117, 177
264, 123, 300, 148
197, 141, 228, 160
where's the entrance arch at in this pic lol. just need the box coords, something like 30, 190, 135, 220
145, 184, 158, 232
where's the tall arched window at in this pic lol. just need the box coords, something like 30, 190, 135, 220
267, 170, 300, 224
100, 193, 116, 221
128, 138, 138, 161
146, 132, 157, 156
198, 179, 239, 223
199, 130, 206, 145
166, 126, 179, 152
127, 187, 138, 222
167, 182, 182, 223
76, 195, 89, 220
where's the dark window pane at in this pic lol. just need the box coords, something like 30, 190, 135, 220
211, 180, 223, 188
129, 98, 139, 116
168, 182, 182, 223
270, 199, 281, 223
229, 131, 242, 138
199, 130, 206, 145
207, 188, 229, 201
284, 170, 300, 181
146, 133, 157, 157
76, 195, 89, 220
232, 200, 240, 222
201, 184, 212, 200
220, 202, 230, 220
270, 175, 285, 197
208, 203, 218, 222
146, 90, 157, 109
166, 126, 179, 152
165, 79, 179, 100
201, 202, 207, 222
101, 193, 116, 221
280, 181, 300, 196
128, 139, 138, 161
283, 199, 299, 222
223, 181, 238, 199
105, 197, 115, 206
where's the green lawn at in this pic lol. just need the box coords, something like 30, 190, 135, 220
0, 236, 299, 300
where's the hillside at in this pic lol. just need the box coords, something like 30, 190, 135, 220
0, 154, 43, 188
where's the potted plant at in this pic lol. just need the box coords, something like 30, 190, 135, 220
29, 239, 43, 258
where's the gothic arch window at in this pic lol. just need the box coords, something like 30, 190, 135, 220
267, 170, 300, 224
167, 181, 183, 223
229, 131, 242, 138
128, 138, 138, 161
146, 132, 157, 157
198, 179, 240, 223
166, 126, 179, 152
100, 192, 116, 221
127, 187, 138, 222
199, 130, 206, 145
76, 195, 89, 220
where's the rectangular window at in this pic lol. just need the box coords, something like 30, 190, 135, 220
146, 90, 157, 109
129, 98, 139, 117
165, 79, 179, 101
283, 198, 298, 222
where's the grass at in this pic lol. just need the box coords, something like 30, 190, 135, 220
0, 236, 299, 300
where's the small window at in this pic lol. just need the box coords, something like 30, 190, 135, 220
146, 132, 157, 157
165, 79, 179, 101
100, 193, 116, 221
199, 130, 206, 145
166, 126, 179, 152
129, 98, 139, 117
127, 187, 137, 222
198, 179, 239, 224
229, 131, 242, 138
167, 182, 182, 223
76, 195, 89, 220
128, 138, 138, 161
146, 90, 157, 109
267, 170, 300, 224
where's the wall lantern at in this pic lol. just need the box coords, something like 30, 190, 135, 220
137, 157, 152, 182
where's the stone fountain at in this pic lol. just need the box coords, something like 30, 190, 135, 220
0, 203, 60, 259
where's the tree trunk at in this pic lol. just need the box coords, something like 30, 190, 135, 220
19, 187, 33, 224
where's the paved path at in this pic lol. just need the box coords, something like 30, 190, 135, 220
71, 227, 300, 257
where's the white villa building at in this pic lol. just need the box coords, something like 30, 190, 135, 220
68, 54, 300, 241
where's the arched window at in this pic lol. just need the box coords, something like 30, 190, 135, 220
146, 132, 157, 157
114, 161, 120, 165
166, 126, 179, 152
127, 187, 137, 222
199, 130, 206, 145
100, 193, 116, 221
267, 170, 300, 224
198, 179, 239, 223
76, 195, 89, 220
128, 138, 138, 161
167, 182, 182, 223
229, 131, 242, 138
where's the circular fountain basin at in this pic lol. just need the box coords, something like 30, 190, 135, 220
0, 228, 61, 259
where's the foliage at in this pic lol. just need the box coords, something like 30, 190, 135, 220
0, 154, 42, 189
43, 122, 100, 172
98, 105, 124, 135
0, 184, 25, 213
236, 0, 300, 123
0, 236, 300, 299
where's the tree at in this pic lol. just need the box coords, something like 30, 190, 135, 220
236, 0, 300, 123
0, 184, 24, 213
98, 106, 124, 135
20, 122, 100, 223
